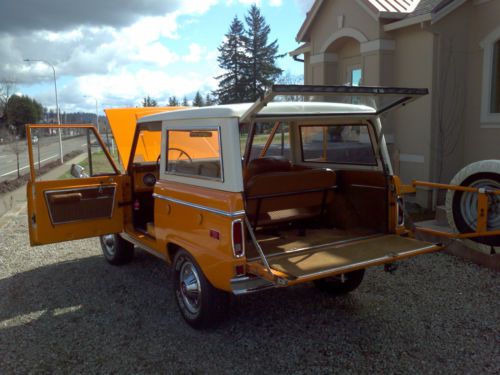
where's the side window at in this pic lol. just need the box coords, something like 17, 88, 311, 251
29, 126, 119, 180
166, 128, 222, 180
300, 124, 376, 165
84, 129, 120, 176
245, 121, 291, 162
491, 40, 500, 114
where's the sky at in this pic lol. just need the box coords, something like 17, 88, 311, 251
0, 0, 313, 115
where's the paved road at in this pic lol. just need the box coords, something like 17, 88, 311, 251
0, 135, 87, 182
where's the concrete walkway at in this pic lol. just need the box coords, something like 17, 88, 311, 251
0, 153, 87, 227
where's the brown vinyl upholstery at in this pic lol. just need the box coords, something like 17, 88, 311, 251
245, 168, 336, 228
244, 157, 292, 184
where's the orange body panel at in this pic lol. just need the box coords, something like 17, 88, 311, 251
105, 107, 185, 168
153, 180, 245, 291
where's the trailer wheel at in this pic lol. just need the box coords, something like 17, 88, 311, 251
172, 249, 229, 329
100, 234, 134, 265
445, 160, 500, 254
313, 269, 365, 295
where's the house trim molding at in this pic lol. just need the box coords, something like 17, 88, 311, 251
480, 26, 500, 127
360, 39, 396, 54
320, 27, 369, 53
310, 53, 338, 65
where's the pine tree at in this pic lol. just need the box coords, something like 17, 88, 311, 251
244, 5, 283, 101
205, 93, 215, 106
168, 96, 179, 106
142, 95, 157, 107
213, 16, 248, 104
182, 96, 189, 106
193, 91, 204, 107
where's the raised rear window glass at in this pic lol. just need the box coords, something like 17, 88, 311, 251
300, 124, 376, 166
165, 128, 222, 180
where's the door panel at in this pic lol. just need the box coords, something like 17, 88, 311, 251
28, 176, 125, 245
45, 185, 116, 224
26, 124, 125, 246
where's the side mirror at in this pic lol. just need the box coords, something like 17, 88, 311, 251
70, 164, 89, 179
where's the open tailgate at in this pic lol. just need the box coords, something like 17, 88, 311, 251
247, 235, 440, 285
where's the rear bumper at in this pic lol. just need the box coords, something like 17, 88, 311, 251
230, 275, 275, 295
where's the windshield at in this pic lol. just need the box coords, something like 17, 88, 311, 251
133, 129, 162, 164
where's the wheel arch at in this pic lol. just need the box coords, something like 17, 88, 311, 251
165, 240, 234, 292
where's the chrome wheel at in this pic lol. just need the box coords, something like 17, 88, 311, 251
459, 178, 500, 231
101, 234, 116, 257
172, 249, 230, 329
99, 234, 134, 265
178, 260, 202, 316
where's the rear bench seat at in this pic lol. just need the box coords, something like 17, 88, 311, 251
244, 158, 336, 228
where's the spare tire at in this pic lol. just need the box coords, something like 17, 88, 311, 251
445, 160, 500, 254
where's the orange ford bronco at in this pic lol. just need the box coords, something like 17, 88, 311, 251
26, 85, 448, 328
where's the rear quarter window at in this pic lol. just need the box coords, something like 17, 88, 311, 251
300, 124, 376, 166
165, 128, 223, 181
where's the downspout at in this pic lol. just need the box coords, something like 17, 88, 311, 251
430, 29, 442, 211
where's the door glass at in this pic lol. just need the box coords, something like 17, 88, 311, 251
29, 126, 119, 181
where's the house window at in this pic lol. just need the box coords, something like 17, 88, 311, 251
350, 68, 362, 86
480, 27, 500, 125
491, 40, 500, 113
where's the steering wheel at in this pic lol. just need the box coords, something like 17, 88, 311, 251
166, 148, 193, 162
157, 148, 193, 166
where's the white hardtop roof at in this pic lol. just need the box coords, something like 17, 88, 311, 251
138, 101, 375, 124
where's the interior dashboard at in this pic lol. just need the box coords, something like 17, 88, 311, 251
132, 163, 159, 192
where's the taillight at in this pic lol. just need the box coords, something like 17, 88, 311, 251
397, 196, 405, 226
232, 219, 245, 258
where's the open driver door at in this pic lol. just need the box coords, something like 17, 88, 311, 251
26, 124, 126, 246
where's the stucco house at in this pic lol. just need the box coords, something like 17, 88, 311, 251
290, 0, 500, 207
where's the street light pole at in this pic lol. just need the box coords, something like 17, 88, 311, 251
24, 59, 64, 163
84, 96, 99, 133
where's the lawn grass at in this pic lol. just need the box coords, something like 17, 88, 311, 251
58, 150, 122, 180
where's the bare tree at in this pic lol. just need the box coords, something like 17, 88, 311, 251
0, 79, 16, 113
8, 133, 26, 179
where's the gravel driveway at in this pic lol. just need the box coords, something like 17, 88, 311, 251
0, 212, 499, 374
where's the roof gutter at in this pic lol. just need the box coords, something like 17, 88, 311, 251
289, 43, 311, 63
384, 13, 432, 32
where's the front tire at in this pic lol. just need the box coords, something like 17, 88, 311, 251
100, 234, 134, 265
172, 249, 229, 329
313, 269, 365, 295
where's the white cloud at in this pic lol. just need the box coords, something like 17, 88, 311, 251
224, 0, 284, 7
182, 43, 205, 63
76, 68, 217, 108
